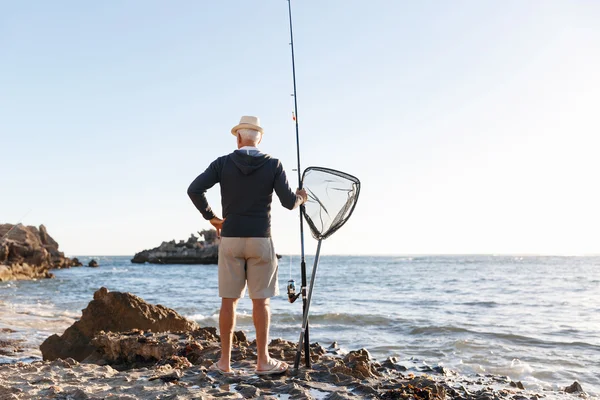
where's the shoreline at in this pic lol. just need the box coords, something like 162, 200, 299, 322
0, 329, 588, 400
0, 309, 591, 400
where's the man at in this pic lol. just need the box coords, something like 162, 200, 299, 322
187, 115, 307, 375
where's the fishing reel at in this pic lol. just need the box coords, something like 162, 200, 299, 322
287, 279, 301, 303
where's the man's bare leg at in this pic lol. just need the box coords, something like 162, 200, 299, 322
253, 298, 287, 371
217, 298, 239, 372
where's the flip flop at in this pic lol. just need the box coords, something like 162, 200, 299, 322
209, 362, 235, 376
256, 360, 288, 376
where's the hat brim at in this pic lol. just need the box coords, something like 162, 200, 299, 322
231, 123, 264, 136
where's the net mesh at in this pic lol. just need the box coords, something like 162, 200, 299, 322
301, 167, 361, 240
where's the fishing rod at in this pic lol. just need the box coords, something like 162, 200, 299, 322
285, 0, 311, 369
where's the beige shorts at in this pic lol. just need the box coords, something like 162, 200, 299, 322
218, 237, 279, 299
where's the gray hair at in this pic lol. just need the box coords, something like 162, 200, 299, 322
237, 128, 262, 144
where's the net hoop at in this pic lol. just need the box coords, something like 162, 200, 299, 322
301, 166, 361, 240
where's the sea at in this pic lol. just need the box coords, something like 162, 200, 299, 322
1, 255, 599, 396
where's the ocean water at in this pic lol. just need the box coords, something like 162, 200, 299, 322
1, 255, 599, 396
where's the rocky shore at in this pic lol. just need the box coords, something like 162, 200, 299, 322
131, 230, 218, 265
0, 224, 76, 282
0, 288, 588, 399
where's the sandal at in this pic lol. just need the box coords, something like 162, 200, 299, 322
256, 360, 288, 376
209, 362, 235, 376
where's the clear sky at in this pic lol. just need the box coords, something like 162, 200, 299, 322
2, 1, 599, 256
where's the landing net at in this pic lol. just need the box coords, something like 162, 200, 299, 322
301, 167, 361, 240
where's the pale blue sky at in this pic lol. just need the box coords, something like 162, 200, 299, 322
2, 1, 599, 256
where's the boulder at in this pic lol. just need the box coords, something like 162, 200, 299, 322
40, 287, 198, 362
88, 259, 99, 268
0, 223, 75, 281
564, 381, 584, 393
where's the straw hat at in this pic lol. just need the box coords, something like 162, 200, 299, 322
231, 116, 264, 136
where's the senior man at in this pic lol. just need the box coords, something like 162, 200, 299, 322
187, 115, 307, 375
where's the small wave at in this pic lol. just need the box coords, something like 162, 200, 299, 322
276, 312, 394, 326
487, 332, 600, 351
187, 313, 210, 321
460, 301, 498, 308
57, 310, 81, 318
509, 358, 534, 374
410, 324, 600, 352
189, 312, 254, 325
188, 311, 394, 328
410, 325, 473, 335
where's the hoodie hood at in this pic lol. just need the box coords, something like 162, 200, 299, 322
230, 150, 271, 175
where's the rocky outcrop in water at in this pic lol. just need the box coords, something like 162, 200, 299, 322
40, 287, 198, 362
131, 230, 218, 264
131, 230, 283, 265
0, 223, 75, 281
71, 257, 83, 267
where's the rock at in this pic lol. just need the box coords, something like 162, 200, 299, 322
71, 257, 83, 267
236, 384, 261, 398
276, 382, 310, 398
381, 357, 408, 372
510, 380, 525, 389
333, 348, 380, 380
564, 381, 584, 393
381, 377, 446, 400
149, 369, 182, 382
88, 259, 99, 268
352, 383, 379, 397
40, 287, 198, 362
0, 223, 75, 281
157, 355, 193, 369
63, 388, 88, 400
343, 348, 371, 363
131, 231, 219, 264
91, 331, 180, 365
407, 376, 446, 399
233, 330, 248, 343
432, 365, 451, 375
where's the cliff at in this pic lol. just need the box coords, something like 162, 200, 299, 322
0, 223, 75, 281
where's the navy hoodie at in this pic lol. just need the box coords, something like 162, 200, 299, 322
187, 149, 300, 237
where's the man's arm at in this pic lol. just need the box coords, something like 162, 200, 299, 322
273, 161, 307, 210
187, 159, 221, 220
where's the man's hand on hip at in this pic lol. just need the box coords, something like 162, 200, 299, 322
210, 217, 225, 237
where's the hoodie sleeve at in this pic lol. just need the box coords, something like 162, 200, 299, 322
273, 160, 303, 210
187, 158, 221, 220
